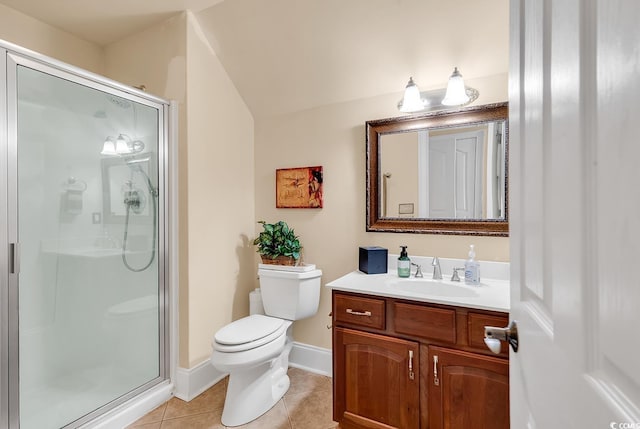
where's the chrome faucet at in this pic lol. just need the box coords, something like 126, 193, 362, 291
411, 263, 423, 278
431, 257, 442, 280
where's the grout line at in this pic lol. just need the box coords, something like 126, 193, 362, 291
160, 402, 168, 422
161, 410, 216, 421
281, 398, 295, 429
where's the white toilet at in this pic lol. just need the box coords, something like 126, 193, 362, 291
210, 265, 322, 427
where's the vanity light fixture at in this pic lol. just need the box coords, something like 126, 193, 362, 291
101, 134, 145, 156
397, 68, 479, 113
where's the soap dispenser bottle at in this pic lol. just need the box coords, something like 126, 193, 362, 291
464, 244, 480, 285
397, 246, 411, 278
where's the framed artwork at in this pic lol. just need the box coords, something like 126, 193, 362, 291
275, 166, 323, 208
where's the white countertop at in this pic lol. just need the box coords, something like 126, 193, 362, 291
326, 270, 510, 313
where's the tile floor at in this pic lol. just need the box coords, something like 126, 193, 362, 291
127, 367, 338, 429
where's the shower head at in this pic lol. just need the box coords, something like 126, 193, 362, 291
123, 154, 158, 197
124, 156, 148, 172
125, 157, 148, 165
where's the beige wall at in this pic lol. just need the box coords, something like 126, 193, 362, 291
255, 73, 509, 350
184, 13, 255, 367
380, 132, 419, 218
0, 3, 103, 74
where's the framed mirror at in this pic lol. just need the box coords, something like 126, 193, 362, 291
366, 102, 508, 236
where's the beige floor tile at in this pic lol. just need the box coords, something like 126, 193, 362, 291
285, 367, 332, 398
160, 412, 225, 429
284, 388, 336, 429
163, 379, 227, 420
237, 400, 292, 429
128, 403, 167, 427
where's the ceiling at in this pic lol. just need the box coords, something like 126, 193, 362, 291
0, 0, 509, 118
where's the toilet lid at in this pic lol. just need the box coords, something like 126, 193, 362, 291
214, 314, 285, 346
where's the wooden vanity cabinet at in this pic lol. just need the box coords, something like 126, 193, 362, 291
332, 290, 509, 429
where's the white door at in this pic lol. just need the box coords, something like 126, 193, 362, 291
426, 135, 455, 218
509, 0, 640, 427
424, 130, 483, 218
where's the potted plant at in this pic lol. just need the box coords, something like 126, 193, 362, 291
253, 220, 301, 266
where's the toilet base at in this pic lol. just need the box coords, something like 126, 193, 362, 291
221, 340, 293, 427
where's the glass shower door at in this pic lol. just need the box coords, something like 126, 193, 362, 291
9, 56, 167, 429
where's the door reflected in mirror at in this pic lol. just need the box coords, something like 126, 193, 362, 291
366, 102, 508, 236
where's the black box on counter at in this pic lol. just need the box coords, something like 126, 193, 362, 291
359, 246, 388, 274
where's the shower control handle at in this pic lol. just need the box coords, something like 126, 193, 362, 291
124, 190, 141, 209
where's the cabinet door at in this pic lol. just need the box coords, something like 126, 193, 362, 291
428, 346, 509, 429
334, 327, 419, 429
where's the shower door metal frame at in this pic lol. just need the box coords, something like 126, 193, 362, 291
1, 42, 171, 429
1, 45, 10, 429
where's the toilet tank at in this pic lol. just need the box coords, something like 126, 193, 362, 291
258, 267, 322, 320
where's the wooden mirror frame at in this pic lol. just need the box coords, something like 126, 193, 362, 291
366, 102, 509, 236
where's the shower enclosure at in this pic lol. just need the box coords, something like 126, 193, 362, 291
0, 42, 172, 428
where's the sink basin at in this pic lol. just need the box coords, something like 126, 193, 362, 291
391, 279, 479, 298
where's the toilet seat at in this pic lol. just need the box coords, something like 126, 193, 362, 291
213, 315, 288, 353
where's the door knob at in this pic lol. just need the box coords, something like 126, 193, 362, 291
484, 320, 518, 354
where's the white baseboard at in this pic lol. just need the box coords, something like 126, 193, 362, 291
174, 359, 227, 402
289, 342, 332, 376
174, 342, 332, 401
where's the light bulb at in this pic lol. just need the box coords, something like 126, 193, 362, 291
101, 137, 117, 156
399, 77, 427, 113
115, 134, 132, 154
442, 67, 470, 106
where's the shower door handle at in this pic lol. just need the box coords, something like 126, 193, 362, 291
9, 242, 20, 274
